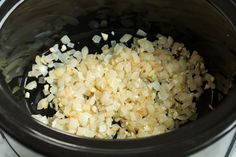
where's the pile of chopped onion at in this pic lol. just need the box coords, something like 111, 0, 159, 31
25, 33, 215, 139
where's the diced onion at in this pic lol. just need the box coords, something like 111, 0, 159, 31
67, 42, 75, 48
101, 33, 108, 41
136, 29, 147, 37
25, 92, 30, 98
120, 34, 133, 43
92, 35, 102, 44
61, 45, 67, 52
26, 32, 215, 139
60, 35, 71, 44
137, 38, 154, 52
25, 81, 37, 90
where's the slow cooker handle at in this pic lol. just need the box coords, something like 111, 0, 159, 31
209, 0, 236, 27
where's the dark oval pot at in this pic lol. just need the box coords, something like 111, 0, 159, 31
0, 0, 236, 157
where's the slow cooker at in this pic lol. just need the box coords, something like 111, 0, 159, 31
0, 0, 236, 156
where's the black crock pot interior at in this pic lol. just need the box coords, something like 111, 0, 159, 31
0, 0, 236, 157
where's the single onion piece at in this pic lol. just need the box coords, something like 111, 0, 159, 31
81, 46, 89, 59
32, 115, 49, 125
136, 29, 147, 37
25, 81, 37, 90
101, 33, 108, 41
38, 64, 48, 76
25, 92, 30, 98
61, 45, 67, 52
60, 35, 71, 44
137, 38, 154, 52
120, 34, 133, 43
67, 42, 75, 48
111, 40, 116, 47
49, 44, 59, 53
92, 35, 102, 44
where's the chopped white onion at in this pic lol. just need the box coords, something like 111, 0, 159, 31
49, 44, 59, 53
32, 115, 49, 125
99, 124, 107, 133
101, 33, 108, 41
67, 42, 75, 48
137, 38, 155, 52
149, 81, 160, 91
61, 45, 67, 52
81, 46, 89, 59
38, 77, 45, 84
43, 84, 50, 95
37, 98, 48, 110
92, 35, 102, 44
111, 40, 116, 47
25, 33, 215, 139
25, 81, 37, 90
25, 92, 30, 98
120, 34, 133, 43
73, 51, 82, 60
38, 64, 48, 76
136, 29, 147, 37
60, 35, 71, 44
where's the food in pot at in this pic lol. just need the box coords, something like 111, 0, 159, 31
26, 32, 215, 139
